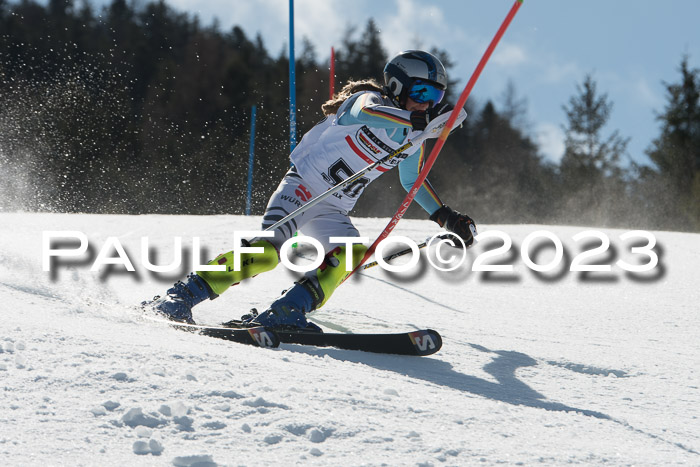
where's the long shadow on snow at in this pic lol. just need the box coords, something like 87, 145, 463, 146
279, 341, 610, 420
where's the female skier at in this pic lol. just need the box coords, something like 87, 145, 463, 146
144, 50, 477, 331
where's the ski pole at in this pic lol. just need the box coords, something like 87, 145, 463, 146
290, 236, 428, 269
291, 233, 455, 271
361, 233, 457, 270
346, 0, 524, 281
361, 239, 430, 270
264, 109, 466, 233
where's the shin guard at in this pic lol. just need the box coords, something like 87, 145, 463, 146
304, 243, 368, 309
197, 240, 279, 296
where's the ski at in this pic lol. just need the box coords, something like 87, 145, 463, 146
141, 308, 280, 348
175, 323, 280, 348
221, 320, 441, 356
277, 328, 442, 356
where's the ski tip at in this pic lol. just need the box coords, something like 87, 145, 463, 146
408, 329, 443, 356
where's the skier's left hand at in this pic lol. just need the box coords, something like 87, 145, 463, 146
429, 205, 477, 247
410, 102, 454, 131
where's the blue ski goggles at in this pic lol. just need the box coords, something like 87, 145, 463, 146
407, 80, 445, 106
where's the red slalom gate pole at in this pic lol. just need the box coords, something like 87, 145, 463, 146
345, 0, 524, 281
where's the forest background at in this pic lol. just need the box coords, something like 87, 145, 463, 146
1, 0, 699, 231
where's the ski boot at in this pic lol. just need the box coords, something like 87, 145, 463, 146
243, 243, 367, 331
143, 239, 279, 324
243, 277, 323, 332
142, 273, 215, 324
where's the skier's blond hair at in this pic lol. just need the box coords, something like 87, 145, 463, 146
321, 79, 385, 115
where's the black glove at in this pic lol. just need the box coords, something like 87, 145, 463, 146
410, 102, 454, 131
430, 205, 477, 247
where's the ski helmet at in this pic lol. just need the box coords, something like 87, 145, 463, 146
383, 50, 447, 107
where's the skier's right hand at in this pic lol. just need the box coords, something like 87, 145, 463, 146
410, 102, 454, 131
430, 205, 477, 247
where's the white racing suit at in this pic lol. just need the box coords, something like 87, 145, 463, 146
259, 90, 444, 251
200, 90, 446, 307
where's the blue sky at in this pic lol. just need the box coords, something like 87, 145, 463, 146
30, 0, 700, 166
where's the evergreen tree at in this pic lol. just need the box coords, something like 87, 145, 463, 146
1, 0, 653, 228
645, 56, 700, 229
559, 74, 630, 226
451, 99, 552, 223
500, 79, 529, 131
334, 19, 387, 84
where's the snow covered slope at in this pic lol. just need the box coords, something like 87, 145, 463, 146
0, 213, 698, 466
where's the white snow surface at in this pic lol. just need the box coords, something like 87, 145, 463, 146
0, 213, 698, 466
